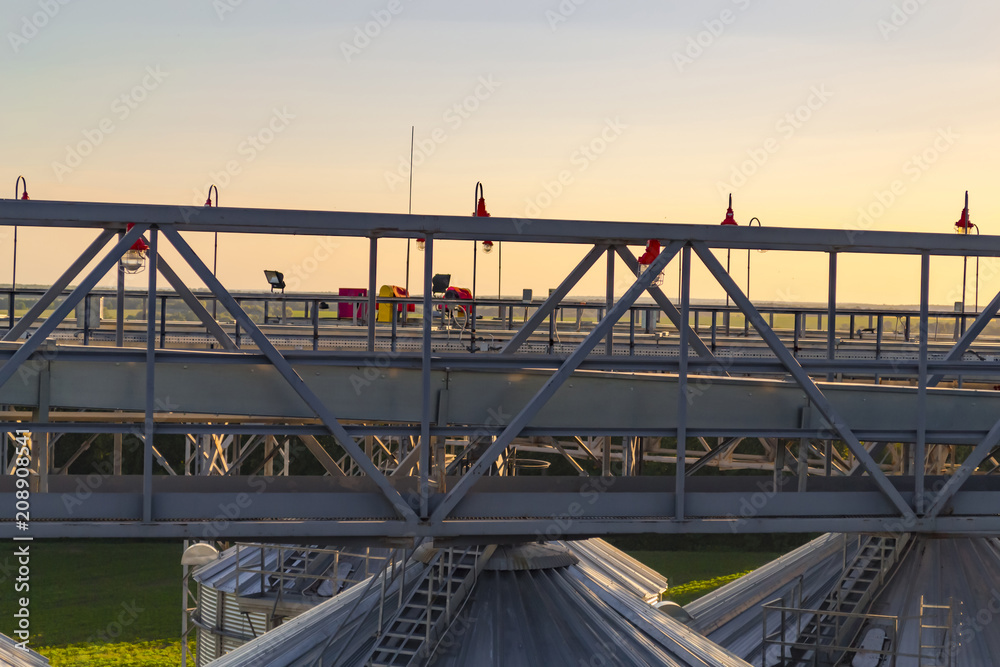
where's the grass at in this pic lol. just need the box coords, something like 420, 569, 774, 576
0, 541, 182, 648
628, 550, 782, 606
44, 639, 194, 667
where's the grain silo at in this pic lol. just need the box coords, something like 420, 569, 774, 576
685, 533, 1000, 665
204, 540, 748, 667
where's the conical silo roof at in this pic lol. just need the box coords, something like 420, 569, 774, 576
685, 533, 1000, 666
206, 541, 749, 667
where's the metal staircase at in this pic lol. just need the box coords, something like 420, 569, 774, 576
366, 545, 494, 667
762, 534, 912, 666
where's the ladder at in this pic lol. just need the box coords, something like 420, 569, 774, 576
786, 534, 911, 664
367, 545, 492, 667
917, 595, 953, 667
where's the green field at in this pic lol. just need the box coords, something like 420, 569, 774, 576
0, 541, 777, 665
0, 541, 183, 649
629, 549, 782, 605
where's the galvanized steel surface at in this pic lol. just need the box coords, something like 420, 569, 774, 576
0, 633, 50, 666
206, 541, 747, 666
686, 534, 1000, 666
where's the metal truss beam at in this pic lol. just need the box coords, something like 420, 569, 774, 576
428, 241, 684, 524
2, 229, 115, 341
615, 245, 721, 364
156, 257, 237, 351
4, 199, 1000, 256
0, 224, 148, 392
928, 281, 1000, 387
693, 241, 916, 520
500, 243, 607, 354
160, 227, 417, 522
4, 475, 1000, 538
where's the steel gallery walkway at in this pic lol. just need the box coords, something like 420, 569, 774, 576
1, 199, 999, 540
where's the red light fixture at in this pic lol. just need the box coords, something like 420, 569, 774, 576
637, 239, 663, 286
15, 176, 28, 201
955, 190, 973, 234
474, 181, 493, 253
121, 222, 149, 274
416, 238, 426, 251
720, 193, 737, 226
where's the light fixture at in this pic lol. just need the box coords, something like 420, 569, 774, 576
955, 191, 973, 234
954, 191, 979, 316
720, 193, 738, 226
121, 223, 149, 274
719, 194, 739, 308
416, 238, 426, 251
180, 543, 220, 567
637, 239, 664, 286
264, 269, 285, 293
481, 240, 494, 254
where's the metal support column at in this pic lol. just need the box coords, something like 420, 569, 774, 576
605, 247, 614, 356
143, 229, 158, 523
420, 236, 434, 518
916, 253, 929, 514
368, 236, 378, 352
676, 245, 690, 520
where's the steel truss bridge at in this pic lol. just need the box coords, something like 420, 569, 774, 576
1, 199, 1000, 543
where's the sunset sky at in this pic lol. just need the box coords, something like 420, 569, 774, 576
3, 1, 999, 307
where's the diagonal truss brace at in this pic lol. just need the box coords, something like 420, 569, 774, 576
501, 244, 608, 354
156, 257, 238, 351
429, 241, 684, 524
0, 225, 149, 392
693, 241, 915, 521
925, 420, 1000, 519
928, 283, 1000, 387
615, 245, 724, 366
3, 229, 116, 341
160, 227, 418, 522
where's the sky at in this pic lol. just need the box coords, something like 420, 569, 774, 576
3, 0, 1000, 308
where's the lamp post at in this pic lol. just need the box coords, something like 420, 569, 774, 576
204, 185, 219, 275
746, 217, 762, 300
204, 184, 219, 319
472, 182, 491, 350
955, 191, 978, 331
13, 177, 28, 297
